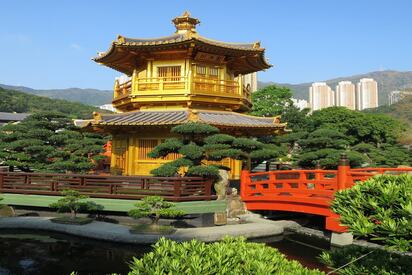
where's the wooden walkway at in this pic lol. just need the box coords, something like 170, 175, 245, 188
240, 155, 412, 232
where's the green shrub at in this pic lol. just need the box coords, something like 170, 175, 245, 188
331, 174, 412, 251
150, 163, 179, 177
204, 134, 235, 144
178, 143, 204, 160
186, 165, 220, 178
49, 190, 103, 219
129, 236, 323, 274
319, 245, 412, 275
147, 138, 183, 158
128, 196, 185, 225
172, 122, 219, 136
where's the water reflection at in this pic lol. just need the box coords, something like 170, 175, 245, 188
0, 230, 328, 274
0, 230, 149, 275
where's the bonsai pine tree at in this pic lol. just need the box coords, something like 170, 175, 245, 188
0, 111, 107, 173
49, 190, 102, 220
148, 122, 284, 177
128, 196, 185, 226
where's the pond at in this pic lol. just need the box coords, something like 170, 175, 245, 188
0, 230, 329, 274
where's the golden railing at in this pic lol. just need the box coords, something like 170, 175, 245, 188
136, 76, 187, 91
113, 74, 250, 101
114, 79, 132, 98
191, 76, 239, 95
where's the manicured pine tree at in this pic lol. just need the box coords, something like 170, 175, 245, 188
148, 122, 285, 178
0, 111, 107, 173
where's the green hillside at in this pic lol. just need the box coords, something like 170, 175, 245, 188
365, 96, 412, 145
0, 84, 112, 106
259, 70, 412, 105
0, 87, 105, 119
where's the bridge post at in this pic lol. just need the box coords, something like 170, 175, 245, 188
240, 170, 250, 199
337, 153, 350, 190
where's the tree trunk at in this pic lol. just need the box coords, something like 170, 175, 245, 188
71, 209, 76, 219
152, 213, 160, 225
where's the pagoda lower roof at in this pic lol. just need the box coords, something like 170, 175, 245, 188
92, 110, 286, 130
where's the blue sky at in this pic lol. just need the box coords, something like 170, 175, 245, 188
1, 0, 411, 90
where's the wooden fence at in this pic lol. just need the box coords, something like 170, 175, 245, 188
0, 172, 214, 201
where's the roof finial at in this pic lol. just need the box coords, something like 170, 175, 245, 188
172, 11, 200, 35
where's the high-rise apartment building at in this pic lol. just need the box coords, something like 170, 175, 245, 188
309, 82, 334, 111
356, 78, 378, 110
389, 90, 412, 105
335, 81, 356, 110
242, 72, 258, 93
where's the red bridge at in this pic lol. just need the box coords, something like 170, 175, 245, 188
240, 156, 412, 232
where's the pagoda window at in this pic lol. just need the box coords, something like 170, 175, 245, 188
138, 139, 158, 160
196, 65, 207, 76
209, 67, 219, 78
157, 66, 181, 81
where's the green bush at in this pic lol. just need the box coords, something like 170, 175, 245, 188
331, 174, 412, 251
204, 134, 235, 144
129, 236, 323, 274
49, 190, 103, 219
319, 245, 412, 275
186, 165, 220, 178
128, 196, 185, 225
172, 122, 219, 136
147, 138, 183, 158
178, 143, 204, 160
150, 163, 180, 177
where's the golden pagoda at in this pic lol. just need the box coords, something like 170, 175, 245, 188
91, 12, 286, 179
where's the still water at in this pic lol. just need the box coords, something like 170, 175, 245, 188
0, 230, 328, 275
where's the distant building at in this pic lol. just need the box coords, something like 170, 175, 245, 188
0, 112, 29, 126
99, 104, 116, 112
389, 90, 412, 105
309, 82, 334, 111
356, 78, 378, 110
242, 72, 258, 93
291, 98, 308, 110
335, 81, 356, 110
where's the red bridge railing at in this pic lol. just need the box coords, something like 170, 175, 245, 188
0, 172, 214, 202
241, 156, 412, 232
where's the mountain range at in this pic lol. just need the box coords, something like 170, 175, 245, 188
0, 84, 112, 106
2, 70, 412, 106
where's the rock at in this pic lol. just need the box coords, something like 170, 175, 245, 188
331, 232, 353, 247
214, 169, 229, 200
214, 212, 227, 226
226, 188, 247, 218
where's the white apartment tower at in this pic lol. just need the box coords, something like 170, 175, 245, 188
356, 78, 378, 110
242, 72, 258, 93
335, 81, 356, 110
309, 82, 334, 111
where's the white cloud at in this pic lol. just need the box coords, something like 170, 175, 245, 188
70, 43, 82, 50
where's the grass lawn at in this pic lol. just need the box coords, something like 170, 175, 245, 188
1, 194, 226, 214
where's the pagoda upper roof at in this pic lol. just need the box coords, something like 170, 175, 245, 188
93, 12, 272, 76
